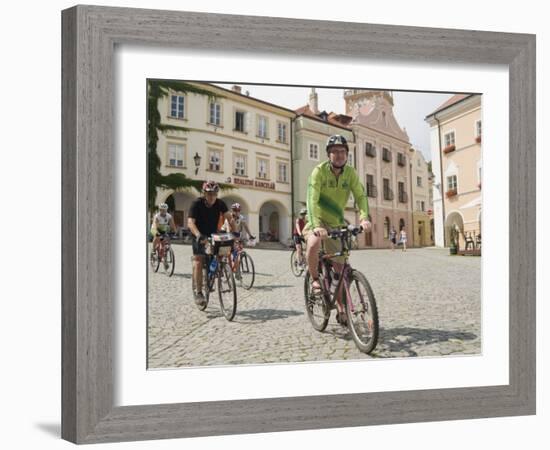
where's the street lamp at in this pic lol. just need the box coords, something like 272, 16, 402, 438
193, 152, 201, 175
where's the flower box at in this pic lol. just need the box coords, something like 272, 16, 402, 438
443, 144, 456, 154
446, 189, 457, 198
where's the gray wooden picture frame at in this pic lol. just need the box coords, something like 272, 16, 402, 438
61, 5, 536, 444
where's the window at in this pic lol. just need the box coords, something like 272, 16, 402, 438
397, 152, 406, 166
382, 147, 392, 162
170, 95, 184, 119
167, 143, 184, 167
257, 158, 269, 179
277, 162, 288, 183
421, 201, 425, 211
347, 151, 354, 167
447, 174, 458, 190
476, 120, 482, 137
258, 116, 268, 138
365, 142, 376, 157
384, 217, 390, 239
209, 102, 221, 126
417, 176, 422, 187
366, 174, 377, 198
309, 143, 319, 160
234, 154, 246, 176
235, 111, 245, 132
383, 178, 393, 200
444, 131, 455, 147
208, 150, 222, 172
277, 122, 287, 143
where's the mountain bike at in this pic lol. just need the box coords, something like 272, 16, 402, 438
304, 225, 379, 354
192, 233, 238, 321
149, 232, 175, 277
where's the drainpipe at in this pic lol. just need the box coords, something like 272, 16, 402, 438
434, 114, 446, 247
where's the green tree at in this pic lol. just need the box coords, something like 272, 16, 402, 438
147, 80, 232, 214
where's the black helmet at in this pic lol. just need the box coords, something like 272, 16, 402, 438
326, 134, 349, 154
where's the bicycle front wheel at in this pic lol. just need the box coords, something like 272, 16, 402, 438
238, 252, 255, 290
290, 249, 304, 277
162, 247, 175, 277
346, 270, 379, 354
218, 262, 237, 321
149, 249, 160, 272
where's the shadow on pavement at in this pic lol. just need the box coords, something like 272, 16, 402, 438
374, 326, 479, 357
232, 308, 303, 324
252, 284, 295, 291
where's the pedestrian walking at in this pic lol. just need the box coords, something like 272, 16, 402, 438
389, 226, 397, 251
399, 228, 407, 252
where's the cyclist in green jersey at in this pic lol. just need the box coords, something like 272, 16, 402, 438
303, 134, 372, 324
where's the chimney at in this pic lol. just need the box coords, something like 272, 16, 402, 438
309, 88, 319, 114
232, 85, 242, 94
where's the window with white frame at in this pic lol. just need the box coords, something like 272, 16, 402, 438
444, 131, 455, 147
209, 102, 221, 126
277, 122, 287, 143
309, 143, 319, 160
208, 149, 222, 172
421, 201, 425, 211
277, 162, 288, 183
447, 174, 458, 190
170, 95, 184, 119
417, 176, 422, 187
167, 143, 184, 167
258, 116, 268, 138
234, 154, 246, 176
257, 158, 269, 179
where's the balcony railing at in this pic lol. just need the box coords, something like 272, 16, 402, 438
383, 187, 394, 201
398, 191, 408, 203
366, 183, 378, 198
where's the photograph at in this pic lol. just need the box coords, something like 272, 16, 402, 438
146, 80, 483, 368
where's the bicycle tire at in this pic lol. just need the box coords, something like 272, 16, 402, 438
163, 247, 175, 277
218, 262, 237, 321
238, 252, 255, 290
290, 249, 304, 277
345, 269, 379, 354
149, 248, 160, 272
304, 271, 330, 332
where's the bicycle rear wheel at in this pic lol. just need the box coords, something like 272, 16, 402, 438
162, 247, 175, 277
290, 249, 304, 277
218, 262, 237, 321
304, 271, 330, 331
238, 252, 255, 289
345, 270, 379, 354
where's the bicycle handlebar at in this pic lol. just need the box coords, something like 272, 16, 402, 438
314, 224, 364, 239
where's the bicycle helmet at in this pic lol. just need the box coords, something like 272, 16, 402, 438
159, 203, 168, 210
326, 134, 349, 154
231, 202, 241, 212
202, 180, 220, 193
299, 208, 307, 216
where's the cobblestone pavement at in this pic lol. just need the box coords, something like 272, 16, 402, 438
148, 245, 480, 368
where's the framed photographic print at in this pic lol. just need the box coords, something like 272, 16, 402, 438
62, 5, 535, 444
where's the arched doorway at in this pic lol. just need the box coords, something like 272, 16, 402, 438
258, 200, 290, 243
384, 217, 390, 239
445, 211, 465, 249
163, 191, 196, 230
399, 218, 405, 231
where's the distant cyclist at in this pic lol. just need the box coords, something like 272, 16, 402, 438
188, 181, 236, 306
293, 208, 308, 266
303, 135, 371, 324
150, 203, 177, 258
222, 203, 255, 241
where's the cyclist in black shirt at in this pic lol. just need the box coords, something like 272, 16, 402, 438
188, 180, 235, 305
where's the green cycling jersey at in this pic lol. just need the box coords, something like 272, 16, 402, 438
306, 160, 369, 229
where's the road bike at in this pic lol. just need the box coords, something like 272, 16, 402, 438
229, 237, 255, 290
149, 232, 175, 277
304, 225, 379, 354
290, 236, 307, 277
192, 233, 238, 321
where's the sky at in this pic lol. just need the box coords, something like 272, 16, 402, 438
215, 83, 454, 162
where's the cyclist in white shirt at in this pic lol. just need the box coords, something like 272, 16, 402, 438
222, 203, 255, 241
150, 203, 176, 257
